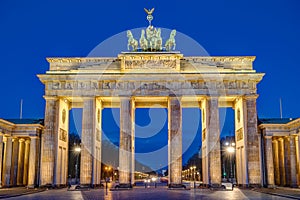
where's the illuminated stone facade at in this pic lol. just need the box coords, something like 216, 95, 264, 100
258, 118, 300, 187
38, 52, 265, 187
0, 119, 43, 187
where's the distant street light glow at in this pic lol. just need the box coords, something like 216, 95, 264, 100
75, 147, 81, 152
226, 146, 235, 153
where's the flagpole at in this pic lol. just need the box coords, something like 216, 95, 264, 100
279, 98, 282, 119
20, 99, 23, 119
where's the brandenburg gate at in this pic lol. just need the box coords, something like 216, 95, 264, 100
37, 9, 264, 188
38, 51, 264, 187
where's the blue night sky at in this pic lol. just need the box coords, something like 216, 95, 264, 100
1, 0, 300, 169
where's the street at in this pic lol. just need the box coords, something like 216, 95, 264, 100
7, 187, 294, 200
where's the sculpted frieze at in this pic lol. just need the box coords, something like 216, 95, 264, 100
48, 79, 257, 93
124, 59, 177, 70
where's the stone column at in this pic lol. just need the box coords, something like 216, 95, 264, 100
297, 136, 300, 186
119, 96, 133, 185
17, 139, 25, 185
264, 136, 275, 187
28, 138, 38, 187
131, 100, 135, 185
92, 99, 102, 186
289, 135, 297, 187
272, 140, 280, 186
168, 95, 182, 185
3, 137, 12, 186
244, 96, 261, 186
201, 97, 221, 186
284, 137, 291, 186
0, 134, 3, 187
208, 97, 221, 185
40, 97, 58, 186
23, 139, 30, 185
11, 138, 19, 186
278, 138, 286, 186
80, 98, 95, 185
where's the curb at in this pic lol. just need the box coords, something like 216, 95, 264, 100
252, 189, 300, 200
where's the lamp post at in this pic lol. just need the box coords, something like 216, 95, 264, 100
74, 146, 81, 184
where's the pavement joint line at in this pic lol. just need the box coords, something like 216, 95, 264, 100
252, 189, 300, 200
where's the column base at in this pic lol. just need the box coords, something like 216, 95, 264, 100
168, 183, 186, 189
114, 183, 133, 189
27, 184, 36, 189
267, 184, 276, 189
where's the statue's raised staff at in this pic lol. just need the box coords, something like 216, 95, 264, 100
127, 30, 138, 51
165, 30, 176, 51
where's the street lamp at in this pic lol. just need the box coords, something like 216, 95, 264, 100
226, 143, 235, 182
74, 146, 81, 184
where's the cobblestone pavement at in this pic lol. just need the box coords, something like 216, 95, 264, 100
0, 187, 45, 199
7, 187, 296, 200
253, 187, 300, 199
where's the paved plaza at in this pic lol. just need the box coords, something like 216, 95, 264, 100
2, 187, 299, 200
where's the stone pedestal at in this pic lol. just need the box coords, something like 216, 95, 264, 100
168, 96, 182, 185
119, 97, 134, 185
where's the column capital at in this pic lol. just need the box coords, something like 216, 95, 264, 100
25, 139, 31, 144
43, 95, 58, 101
264, 135, 273, 139
243, 94, 259, 100
205, 95, 219, 101
82, 96, 95, 101
18, 138, 25, 143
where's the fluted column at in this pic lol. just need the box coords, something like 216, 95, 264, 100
201, 97, 221, 186
17, 139, 25, 185
168, 95, 182, 185
93, 99, 102, 186
119, 96, 134, 185
284, 137, 291, 186
23, 139, 30, 185
278, 138, 286, 186
11, 138, 19, 186
289, 135, 297, 187
272, 140, 280, 186
40, 97, 58, 185
3, 137, 12, 186
28, 138, 38, 187
265, 136, 274, 187
80, 98, 95, 185
0, 134, 3, 187
244, 96, 260, 185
